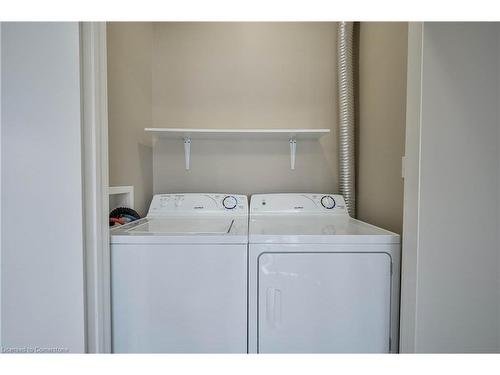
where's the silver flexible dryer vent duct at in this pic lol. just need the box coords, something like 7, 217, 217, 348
337, 21, 356, 217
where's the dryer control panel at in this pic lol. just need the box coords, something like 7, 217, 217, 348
250, 194, 348, 215
148, 193, 248, 216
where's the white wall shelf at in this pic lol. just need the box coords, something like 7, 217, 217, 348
145, 128, 330, 170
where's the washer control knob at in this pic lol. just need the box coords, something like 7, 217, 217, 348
222, 196, 238, 209
321, 195, 336, 209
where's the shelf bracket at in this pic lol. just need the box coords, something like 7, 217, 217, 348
183, 137, 191, 170
289, 137, 297, 170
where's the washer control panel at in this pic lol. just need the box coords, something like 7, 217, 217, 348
250, 193, 348, 215
148, 193, 248, 216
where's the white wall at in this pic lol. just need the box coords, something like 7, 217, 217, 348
401, 22, 500, 353
1, 23, 86, 353
357, 22, 408, 234
107, 23, 153, 216
150, 23, 337, 196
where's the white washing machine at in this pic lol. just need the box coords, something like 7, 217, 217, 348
248, 193, 400, 353
111, 193, 248, 353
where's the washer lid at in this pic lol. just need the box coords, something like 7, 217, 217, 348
111, 216, 248, 244
128, 217, 233, 235
249, 215, 399, 244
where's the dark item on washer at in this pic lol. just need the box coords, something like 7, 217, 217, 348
109, 207, 141, 227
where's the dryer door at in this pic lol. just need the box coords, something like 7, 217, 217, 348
258, 252, 391, 353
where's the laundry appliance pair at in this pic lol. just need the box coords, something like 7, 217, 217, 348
111, 193, 400, 353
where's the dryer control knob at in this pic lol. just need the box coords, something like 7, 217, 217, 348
321, 195, 336, 209
222, 196, 238, 209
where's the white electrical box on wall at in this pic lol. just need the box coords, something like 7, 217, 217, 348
109, 186, 134, 211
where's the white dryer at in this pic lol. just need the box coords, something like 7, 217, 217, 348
111, 193, 248, 353
248, 193, 400, 353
